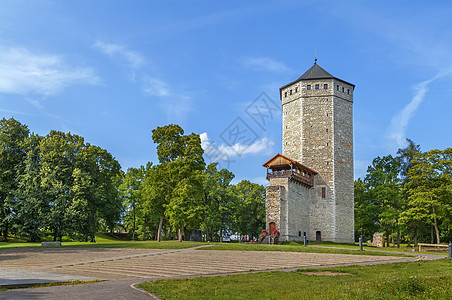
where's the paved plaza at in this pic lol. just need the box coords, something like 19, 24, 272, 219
0, 245, 430, 299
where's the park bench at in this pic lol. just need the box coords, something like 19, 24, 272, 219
41, 241, 62, 247
418, 243, 448, 252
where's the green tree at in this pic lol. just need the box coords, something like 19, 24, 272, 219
120, 167, 145, 240
152, 125, 206, 242
354, 178, 379, 241
203, 163, 235, 242
230, 180, 265, 240
364, 155, 402, 247
402, 148, 452, 244
0, 118, 30, 241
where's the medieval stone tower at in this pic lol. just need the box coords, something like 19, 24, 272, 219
263, 62, 354, 243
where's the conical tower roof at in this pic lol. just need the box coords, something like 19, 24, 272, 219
297, 63, 334, 80
280, 62, 354, 99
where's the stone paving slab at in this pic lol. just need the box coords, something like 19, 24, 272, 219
1, 247, 409, 280
0, 246, 434, 299
0, 268, 99, 288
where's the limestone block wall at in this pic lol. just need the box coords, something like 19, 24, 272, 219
333, 83, 354, 243
286, 180, 312, 241
277, 75, 355, 243
266, 178, 288, 238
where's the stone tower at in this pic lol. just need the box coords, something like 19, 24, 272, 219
263, 62, 354, 243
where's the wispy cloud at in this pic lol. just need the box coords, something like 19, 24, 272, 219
93, 41, 144, 69
242, 56, 290, 72
143, 77, 170, 97
200, 132, 273, 160
387, 69, 452, 147
0, 46, 99, 96
143, 76, 192, 119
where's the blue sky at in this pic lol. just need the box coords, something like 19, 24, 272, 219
1, 0, 452, 184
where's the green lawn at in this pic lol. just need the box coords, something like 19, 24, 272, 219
0, 239, 206, 251
201, 242, 411, 257
138, 259, 452, 299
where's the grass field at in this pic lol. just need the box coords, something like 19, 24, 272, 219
200, 243, 411, 257
138, 259, 452, 299
0, 234, 446, 257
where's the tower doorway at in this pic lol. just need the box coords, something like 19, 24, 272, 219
269, 222, 276, 233
316, 231, 321, 242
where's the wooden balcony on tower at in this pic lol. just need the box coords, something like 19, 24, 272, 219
263, 154, 318, 187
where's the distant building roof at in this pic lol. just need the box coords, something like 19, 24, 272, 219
279, 63, 355, 99
262, 153, 318, 175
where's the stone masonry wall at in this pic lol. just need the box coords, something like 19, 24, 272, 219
278, 76, 355, 243
266, 178, 287, 238
286, 180, 312, 241
333, 81, 354, 243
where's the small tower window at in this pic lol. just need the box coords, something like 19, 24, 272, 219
295, 87, 298, 92
342, 87, 345, 92
322, 187, 326, 198
337, 85, 339, 91
315, 84, 319, 90
347, 89, 350, 94
324, 84, 328, 89
326, 129, 328, 133
284, 92, 287, 97
307, 85, 311, 90
290, 89, 292, 95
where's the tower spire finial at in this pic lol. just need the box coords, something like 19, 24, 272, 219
314, 48, 317, 64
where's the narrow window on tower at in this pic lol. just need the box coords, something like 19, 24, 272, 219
347, 89, 350, 94
295, 87, 298, 92
322, 187, 326, 198
326, 129, 328, 133
315, 84, 319, 90
324, 84, 328, 89
337, 85, 339, 91
307, 85, 311, 90
342, 87, 345, 92
285, 92, 287, 97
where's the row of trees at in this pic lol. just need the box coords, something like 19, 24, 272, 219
0, 118, 265, 242
355, 139, 452, 246
0, 118, 122, 242
120, 124, 265, 242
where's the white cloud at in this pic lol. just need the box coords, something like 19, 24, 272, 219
0, 46, 99, 96
243, 56, 290, 72
142, 76, 192, 119
94, 41, 144, 68
387, 69, 452, 147
201, 132, 273, 162
143, 77, 170, 97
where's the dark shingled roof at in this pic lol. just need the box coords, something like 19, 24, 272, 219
297, 63, 334, 80
279, 63, 355, 99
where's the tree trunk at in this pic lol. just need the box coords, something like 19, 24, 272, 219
142, 216, 147, 241
132, 204, 136, 240
433, 207, 441, 245
392, 228, 395, 247
157, 213, 164, 242
205, 216, 209, 242
414, 227, 418, 248
397, 230, 400, 248
178, 222, 184, 242
386, 231, 390, 247
168, 225, 172, 240
430, 225, 434, 244
2, 225, 7, 242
